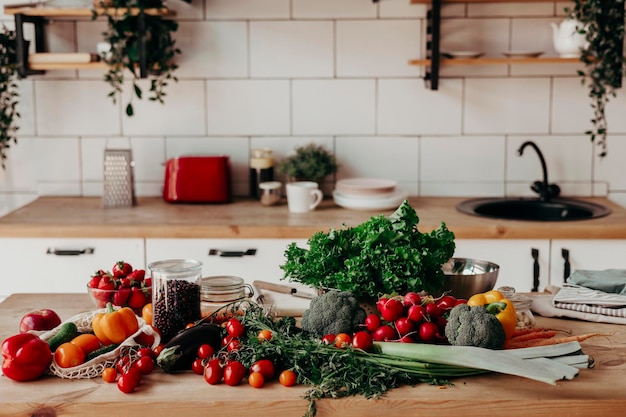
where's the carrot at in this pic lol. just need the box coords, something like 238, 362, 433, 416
505, 333, 607, 349
510, 327, 570, 339
508, 330, 557, 343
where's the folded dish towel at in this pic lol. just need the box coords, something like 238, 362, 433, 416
553, 284, 626, 318
567, 269, 626, 295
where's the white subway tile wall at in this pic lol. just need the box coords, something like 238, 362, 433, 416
1, 0, 625, 212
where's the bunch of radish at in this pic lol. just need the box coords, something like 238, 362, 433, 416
364, 292, 466, 344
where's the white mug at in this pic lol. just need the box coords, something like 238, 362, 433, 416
286, 181, 323, 213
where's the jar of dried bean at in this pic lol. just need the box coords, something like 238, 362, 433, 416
149, 259, 203, 343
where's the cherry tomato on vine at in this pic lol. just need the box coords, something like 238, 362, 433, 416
321, 334, 336, 345
223, 361, 246, 386
249, 359, 275, 380
134, 356, 155, 375
137, 347, 154, 359
351, 331, 374, 352
204, 358, 223, 385
192, 358, 205, 375
257, 329, 272, 343
226, 338, 241, 352
197, 344, 214, 360
225, 318, 245, 338
102, 367, 117, 383
152, 343, 164, 357
117, 368, 141, 393
279, 370, 297, 387
334, 333, 352, 349
248, 371, 265, 388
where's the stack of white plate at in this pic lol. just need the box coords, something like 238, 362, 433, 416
333, 178, 408, 210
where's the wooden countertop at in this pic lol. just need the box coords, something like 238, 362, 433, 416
1, 293, 626, 417
1, 196, 626, 239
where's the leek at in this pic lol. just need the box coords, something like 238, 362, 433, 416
374, 341, 581, 385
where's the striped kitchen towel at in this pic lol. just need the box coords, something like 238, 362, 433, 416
552, 283, 626, 318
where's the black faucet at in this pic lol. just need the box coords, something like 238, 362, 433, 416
517, 141, 560, 201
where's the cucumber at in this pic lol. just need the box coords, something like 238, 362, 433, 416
85, 344, 119, 362
47, 322, 79, 352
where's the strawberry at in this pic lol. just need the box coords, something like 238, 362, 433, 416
128, 287, 148, 309
112, 261, 133, 278
127, 269, 145, 282
98, 275, 115, 291
113, 287, 131, 306
88, 275, 101, 289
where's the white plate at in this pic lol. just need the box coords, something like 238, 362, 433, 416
441, 51, 485, 59
333, 188, 409, 211
336, 178, 397, 196
502, 50, 544, 58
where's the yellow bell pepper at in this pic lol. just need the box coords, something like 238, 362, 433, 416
467, 290, 516, 340
92, 303, 139, 345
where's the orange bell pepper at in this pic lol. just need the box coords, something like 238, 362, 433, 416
92, 302, 139, 345
467, 290, 517, 340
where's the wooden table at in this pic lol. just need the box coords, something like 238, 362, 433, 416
1, 293, 626, 417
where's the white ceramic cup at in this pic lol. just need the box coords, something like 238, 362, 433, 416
286, 181, 323, 213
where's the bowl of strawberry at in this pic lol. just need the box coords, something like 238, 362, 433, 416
87, 261, 152, 315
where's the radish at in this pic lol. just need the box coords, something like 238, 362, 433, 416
364, 314, 382, 332
407, 304, 426, 323
395, 317, 416, 336
372, 325, 397, 342
379, 298, 404, 322
403, 292, 421, 306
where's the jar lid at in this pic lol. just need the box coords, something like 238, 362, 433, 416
259, 181, 282, 190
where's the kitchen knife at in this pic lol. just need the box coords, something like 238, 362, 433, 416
252, 280, 316, 299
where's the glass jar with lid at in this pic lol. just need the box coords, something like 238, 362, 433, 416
498, 286, 536, 330
199, 275, 255, 321
149, 259, 203, 343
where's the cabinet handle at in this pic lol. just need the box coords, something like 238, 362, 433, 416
562, 248, 571, 283
208, 248, 257, 258
531, 248, 540, 292
46, 247, 95, 256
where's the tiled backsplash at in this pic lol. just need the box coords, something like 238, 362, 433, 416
1, 0, 626, 216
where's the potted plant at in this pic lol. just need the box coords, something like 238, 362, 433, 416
0, 25, 19, 169
94, 0, 181, 116
276, 143, 338, 184
568, 1, 625, 157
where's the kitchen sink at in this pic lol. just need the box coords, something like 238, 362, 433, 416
457, 197, 611, 221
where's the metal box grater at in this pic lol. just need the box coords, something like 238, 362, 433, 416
103, 149, 136, 208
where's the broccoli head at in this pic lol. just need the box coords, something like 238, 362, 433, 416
301, 290, 367, 338
444, 303, 506, 349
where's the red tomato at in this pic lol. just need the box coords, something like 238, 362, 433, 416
117, 368, 141, 393
364, 314, 382, 332
225, 318, 245, 338
351, 331, 373, 352
204, 358, 223, 385
249, 359, 275, 380
191, 358, 205, 375
134, 356, 154, 375
248, 371, 265, 388
197, 343, 214, 360
226, 338, 241, 352
223, 361, 246, 386
279, 370, 297, 387
137, 347, 154, 359
321, 334, 336, 345
334, 333, 352, 349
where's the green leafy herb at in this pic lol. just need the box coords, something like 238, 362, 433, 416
280, 200, 455, 299
0, 25, 19, 169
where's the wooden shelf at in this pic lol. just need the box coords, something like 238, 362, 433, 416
409, 56, 582, 66
3, 6, 175, 17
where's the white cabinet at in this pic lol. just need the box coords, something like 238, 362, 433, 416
549, 240, 626, 285
0, 238, 145, 298
145, 238, 307, 287
454, 239, 551, 293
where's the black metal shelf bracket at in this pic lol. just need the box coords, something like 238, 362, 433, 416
424, 0, 441, 90
14, 13, 47, 78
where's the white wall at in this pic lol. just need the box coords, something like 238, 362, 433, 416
1, 0, 626, 215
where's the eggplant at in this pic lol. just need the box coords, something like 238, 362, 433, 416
156, 322, 222, 373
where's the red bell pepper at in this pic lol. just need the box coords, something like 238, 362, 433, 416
2, 333, 52, 381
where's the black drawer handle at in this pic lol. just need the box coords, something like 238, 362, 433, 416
531, 248, 540, 292
208, 248, 257, 258
562, 248, 571, 283
46, 247, 95, 256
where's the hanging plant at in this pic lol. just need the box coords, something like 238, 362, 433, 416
0, 25, 19, 170
568, 0, 625, 157
95, 0, 180, 116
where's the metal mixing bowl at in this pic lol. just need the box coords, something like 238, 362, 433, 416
439, 257, 499, 300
